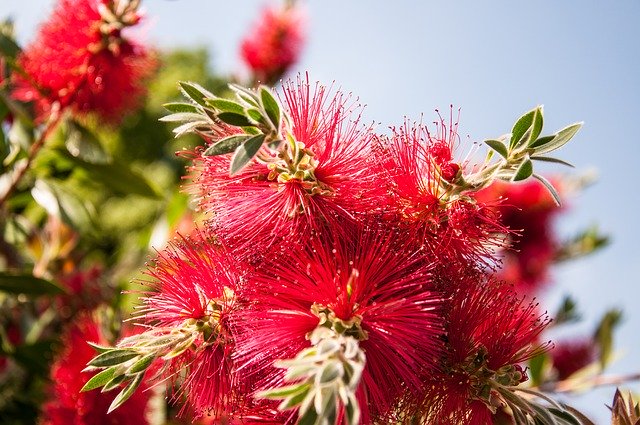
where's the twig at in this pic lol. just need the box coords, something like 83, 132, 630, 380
540, 372, 640, 394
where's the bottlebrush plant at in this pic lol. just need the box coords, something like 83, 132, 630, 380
0, 0, 632, 424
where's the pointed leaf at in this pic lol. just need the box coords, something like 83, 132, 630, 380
65, 121, 110, 164
108, 373, 144, 413
162, 102, 200, 113
0, 33, 20, 59
532, 173, 562, 207
101, 374, 126, 392
594, 309, 623, 369
531, 156, 575, 168
87, 342, 113, 354
260, 87, 281, 130
534, 122, 583, 155
0, 272, 66, 296
529, 135, 556, 149
81, 367, 117, 392
257, 383, 311, 400
179, 81, 214, 106
511, 157, 533, 181
88, 349, 139, 368
484, 139, 509, 159
203, 135, 252, 156
126, 353, 155, 375
217, 112, 254, 127
205, 98, 245, 115
230, 134, 266, 175
159, 112, 204, 123
525, 106, 544, 147
510, 108, 536, 149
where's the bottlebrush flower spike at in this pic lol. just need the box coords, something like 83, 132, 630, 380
175, 76, 387, 256
551, 338, 598, 381
13, 0, 155, 123
240, 4, 305, 85
234, 224, 442, 423
82, 230, 245, 419
415, 272, 559, 424
375, 117, 509, 266
42, 314, 152, 425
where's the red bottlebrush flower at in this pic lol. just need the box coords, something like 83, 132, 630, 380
551, 339, 597, 380
132, 230, 244, 419
55, 265, 104, 317
188, 76, 387, 257
416, 273, 551, 424
240, 4, 305, 84
41, 314, 151, 425
13, 0, 155, 123
375, 116, 508, 266
233, 224, 442, 422
475, 179, 561, 294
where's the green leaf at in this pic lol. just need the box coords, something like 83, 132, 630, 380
205, 98, 245, 115
484, 139, 509, 159
0, 32, 20, 59
534, 122, 583, 155
527, 353, 549, 387
525, 106, 544, 148
126, 353, 155, 375
162, 102, 200, 113
229, 83, 260, 107
532, 173, 562, 207
217, 112, 254, 127
88, 349, 139, 368
64, 120, 110, 164
108, 373, 144, 413
260, 87, 281, 130
32, 180, 95, 230
511, 156, 533, 181
87, 342, 113, 354
553, 296, 580, 325
101, 373, 127, 392
594, 309, 623, 369
158, 112, 204, 123
230, 134, 266, 175
245, 108, 264, 124
531, 156, 575, 168
0, 272, 66, 296
178, 81, 214, 107
81, 367, 117, 392
510, 108, 536, 149
203, 134, 252, 156
258, 383, 311, 400
529, 135, 556, 150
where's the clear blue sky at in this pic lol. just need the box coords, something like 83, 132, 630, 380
3, 0, 640, 421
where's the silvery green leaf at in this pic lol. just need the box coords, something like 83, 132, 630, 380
81, 367, 117, 392
205, 98, 245, 115
345, 393, 360, 425
163, 102, 200, 113
230, 134, 266, 175
531, 156, 575, 168
511, 156, 533, 181
203, 135, 252, 156
88, 349, 139, 368
278, 385, 311, 410
107, 373, 144, 413
217, 112, 254, 127
101, 374, 127, 392
533, 122, 583, 155
159, 112, 204, 123
229, 83, 260, 108
260, 86, 281, 130
510, 108, 536, 149
484, 139, 509, 159
257, 383, 310, 400
532, 174, 562, 206
125, 353, 156, 375
316, 361, 343, 386
179, 81, 215, 106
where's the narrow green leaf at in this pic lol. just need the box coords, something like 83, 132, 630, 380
230, 134, 266, 175
260, 87, 281, 130
108, 373, 144, 413
594, 309, 623, 369
65, 120, 110, 164
203, 135, 252, 156
529, 135, 556, 150
158, 112, 204, 123
525, 106, 544, 147
102, 374, 127, 392
510, 108, 536, 149
257, 383, 311, 400
484, 139, 509, 159
126, 353, 155, 375
527, 353, 548, 387
0, 33, 20, 59
278, 387, 311, 410
547, 408, 583, 425
245, 108, 264, 124
217, 112, 254, 127
511, 157, 533, 181
532, 173, 562, 206
81, 367, 117, 392
87, 342, 113, 354
0, 272, 66, 296
229, 83, 260, 107
162, 102, 200, 113
205, 98, 245, 115
178, 81, 214, 106
531, 156, 575, 168
534, 122, 583, 155
88, 349, 139, 368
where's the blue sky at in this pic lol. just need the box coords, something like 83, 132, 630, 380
3, 0, 640, 421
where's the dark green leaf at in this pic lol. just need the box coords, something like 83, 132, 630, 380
102, 373, 126, 392
81, 367, 117, 392
525, 107, 544, 148
510, 108, 536, 149
245, 108, 264, 124
553, 296, 580, 325
484, 139, 509, 159
532, 173, 562, 206
65, 120, 109, 164
178, 81, 214, 106
217, 112, 254, 127
594, 309, 623, 369
531, 156, 575, 168
229, 83, 260, 107
230, 134, 266, 175
0, 32, 20, 59
203, 134, 252, 156
88, 349, 139, 368
260, 87, 281, 130
547, 408, 583, 425
126, 353, 155, 375
529, 135, 556, 150
511, 157, 533, 181
0, 272, 66, 296
108, 373, 144, 413
534, 122, 583, 155
162, 102, 200, 113
205, 98, 245, 115
87, 342, 113, 354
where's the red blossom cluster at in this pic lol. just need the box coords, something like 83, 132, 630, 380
12, 0, 155, 123
75, 74, 580, 424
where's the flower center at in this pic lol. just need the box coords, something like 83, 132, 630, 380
310, 303, 368, 341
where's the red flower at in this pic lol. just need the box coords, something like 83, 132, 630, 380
551, 338, 597, 380
240, 5, 305, 84
417, 273, 551, 424
41, 314, 151, 425
134, 230, 244, 419
234, 224, 442, 422
13, 0, 155, 122
475, 179, 562, 294
375, 116, 507, 266
188, 76, 386, 257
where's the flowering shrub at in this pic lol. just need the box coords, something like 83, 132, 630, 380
0, 0, 632, 424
